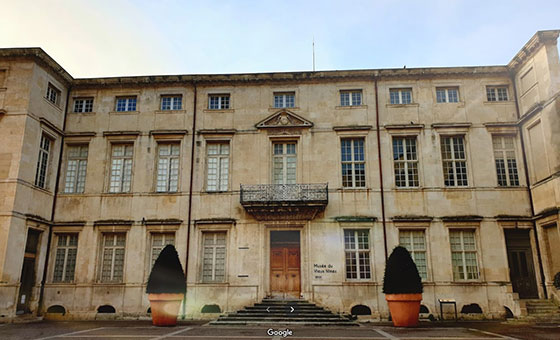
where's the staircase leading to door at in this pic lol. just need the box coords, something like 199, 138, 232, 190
210, 298, 357, 326
524, 299, 560, 322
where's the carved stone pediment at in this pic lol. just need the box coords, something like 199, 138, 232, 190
255, 110, 313, 129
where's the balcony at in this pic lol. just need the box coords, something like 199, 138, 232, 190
240, 183, 328, 221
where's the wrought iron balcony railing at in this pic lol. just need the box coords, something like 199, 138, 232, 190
240, 183, 328, 204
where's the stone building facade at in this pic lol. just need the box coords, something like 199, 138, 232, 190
0, 30, 558, 321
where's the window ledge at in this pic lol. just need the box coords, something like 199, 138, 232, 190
386, 103, 419, 108
268, 107, 299, 111
342, 281, 377, 285
393, 187, 421, 191
152, 191, 182, 195
441, 186, 471, 190
109, 111, 139, 115
196, 282, 229, 286
483, 101, 513, 105
101, 192, 134, 197
337, 187, 371, 191
204, 190, 230, 194
70, 112, 96, 116
43, 97, 62, 111
93, 282, 126, 286
435, 102, 465, 107
203, 109, 235, 113
335, 105, 368, 110
155, 109, 187, 114
33, 185, 53, 195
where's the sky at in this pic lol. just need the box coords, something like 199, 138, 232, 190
1, 0, 559, 78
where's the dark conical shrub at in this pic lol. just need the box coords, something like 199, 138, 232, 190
146, 245, 186, 294
382, 246, 423, 294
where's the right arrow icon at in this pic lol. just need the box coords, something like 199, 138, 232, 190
290, 306, 294, 313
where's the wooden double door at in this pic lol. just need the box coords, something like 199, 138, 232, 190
505, 229, 538, 299
270, 231, 301, 298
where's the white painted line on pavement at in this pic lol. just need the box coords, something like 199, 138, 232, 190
469, 328, 521, 340
372, 328, 399, 340
152, 327, 192, 340
32, 327, 107, 340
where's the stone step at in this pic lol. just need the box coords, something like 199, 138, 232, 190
224, 313, 346, 318
527, 307, 560, 312
214, 316, 351, 322
254, 302, 317, 307
209, 320, 358, 326
243, 306, 328, 311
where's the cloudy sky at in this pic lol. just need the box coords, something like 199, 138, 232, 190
1, 0, 559, 78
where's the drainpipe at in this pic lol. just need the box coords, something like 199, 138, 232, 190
182, 81, 197, 318
374, 76, 389, 260
37, 83, 72, 316
511, 75, 548, 299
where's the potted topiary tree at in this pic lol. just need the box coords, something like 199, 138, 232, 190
383, 246, 423, 327
146, 244, 186, 326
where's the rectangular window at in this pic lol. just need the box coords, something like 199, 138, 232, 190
436, 87, 459, 103
53, 234, 78, 283
73, 97, 94, 113
115, 97, 137, 112
100, 233, 126, 282
492, 136, 519, 186
206, 142, 230, 191
35, 134, 52, 189
202, 232, 226, 282
486, 86, 509, 102
109, 144, 134, 193
344, 230, 371, 279
208, 94, 230, 109
150, 233, 175, 268
393, 137, 419, 187
399, 230, 427, 280
64, 145, 88, 193
273, 92, 295, 108
273, 142, 297, 184
441, 136, 468, 187
340, 90, 362, 106
156, 143, 180, 192
161, 95, 182, 110
389, 88, 412, 104
46, 83, 61, 106
449, 230, 479, 280
341, 138, 365, 188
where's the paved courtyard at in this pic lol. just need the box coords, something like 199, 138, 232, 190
0, 321, 559, 340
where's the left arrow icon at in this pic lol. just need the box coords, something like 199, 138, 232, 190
266, 307, 270, 312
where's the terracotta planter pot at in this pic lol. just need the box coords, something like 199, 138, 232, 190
385, 293, 422, 327
148, 293, 184, 326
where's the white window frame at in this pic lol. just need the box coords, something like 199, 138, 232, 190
436, 87, 460, 103
150, 232, 175, 268
449, 229, 480, 281
344, 229, 372, 280
486, 86, 509, 102
100, 233, 126, 283
201, 231, 227, 283
115, 96, 137, 112
399, 230, 428, 280
492, 135, 520, 187
341, 138, 366, 188
273, 92, 295, 108
340, 90, 362, 106
208, 94, 230, 110
160, 95, 182, 110
272, 142, 297, 185
108, 143, 134, 193
206, 142, 230, 191
156, 143, 180, 192
389, 88, 412, 104
392, 137, 419, 188
440, 136, 468, 187
64, 144, 88, 194
73, 97, 94, 113
53, 233, 78, 283
46, 83, 61, 106
35, 134, 53, 189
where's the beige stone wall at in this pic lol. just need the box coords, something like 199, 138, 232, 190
0, 57, 68, 319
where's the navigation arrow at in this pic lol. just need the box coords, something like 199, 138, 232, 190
290, 306, 294, 313
266, 307, 270, 313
